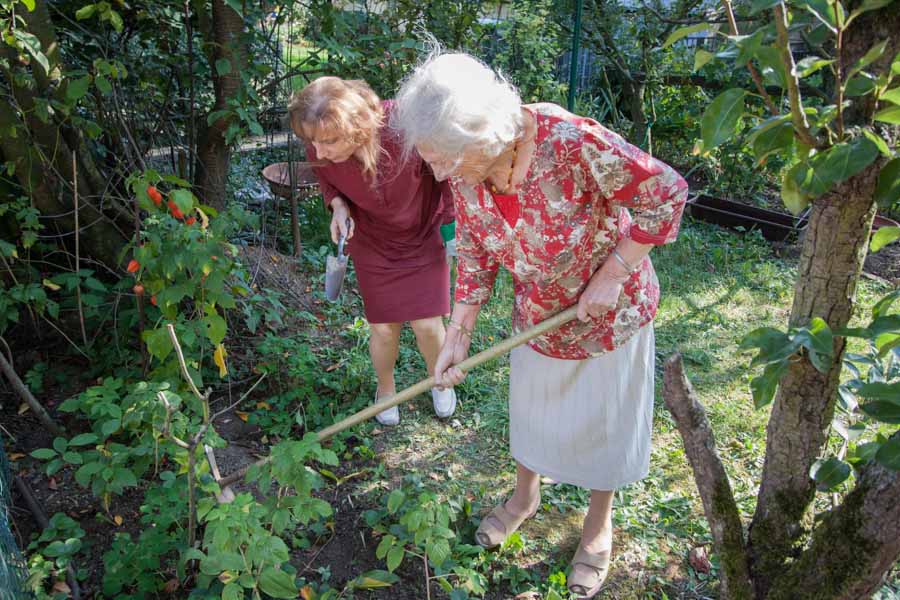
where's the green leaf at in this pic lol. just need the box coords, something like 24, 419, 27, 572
386, 545, 404, 572
701, 89, 747, 150
429, 538, 451, 567
386, 489, 405, 514
169, 188, 195, 213
797, 0, 844, 31
875, 158, 900, 209
810, 457, 851, 490
795, 137, 880, 197
66, 76, 92, 102
21, 0, 36, 10
95, 75, 112, 95
793, 317, 833, 372
30, 448, 57, 460
733, 29, 767, 64
143, 326, 173, 360
848, 0, 896, 23
375, 535, 395, 560
215, 59, 232, 76
258, 567, 297, 599
863, 130, 892, 157
53, 437, 68, 454
756, 46, 788, 88
203, 314, 227, 345
221, 583, 242, 600
879, 86, 900, 105
751, 361, 788, 409
694, 49, 715, 71
108, 10, 124, 32
13, 30, 49, 74
75, 4, 98, 20
749, 0, 781, 14
224, 0, 244, 15
63, 451, 83, 465
871, 226, 900, 252
875, 105, 900, 124
847, 40, 888, 80
752, 122, 794, 163
739, 326, 797, 365
782, 165, 811, 215
858, 382, 900, 402
68, 433, 98, 446
845, 73, 876, 97
350, 570, 399, 589
796, 56, 834, 78
874, 436, 900, 470
662, 23, 713, 49
75, 462, 103, 487
859, 401, 900, 423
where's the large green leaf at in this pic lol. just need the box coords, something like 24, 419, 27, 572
797, 0, 844, 31
694, 49, 715, 71
733, 29, 767, 64
810, 457, 851, 490
752, 122, 794, 163
875, 158, 900, 209
858, 382, 900, 402
871, 226, 900, 253
794, 137, 879, 197
782, 165, 811, 215
750, 0, 781, 14
859, 401, 900, 423
13, 30, 49, 74
882, 87, 900, 105
875, 105, 900, 124
662, 23, 713, 49
848, 0, 896, 24
258, 568, 298, 599
846, 40, 888, 80
701, 89, 747, 150
796, 56, 834, 78
350, 570, 399, 589
875, 436, 900, 470
863, 130, 892, 157
755, 46, 788, 88
66, 76, 91, 102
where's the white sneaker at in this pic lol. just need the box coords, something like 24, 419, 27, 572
431, 387, 457, 418
374, 392, 400, 426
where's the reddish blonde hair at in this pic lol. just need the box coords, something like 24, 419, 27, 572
288, 77, 384, 180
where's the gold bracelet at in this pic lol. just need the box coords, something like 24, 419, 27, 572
448, 319, 472, 337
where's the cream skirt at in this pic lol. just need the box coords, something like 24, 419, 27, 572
509, 324, 655, 490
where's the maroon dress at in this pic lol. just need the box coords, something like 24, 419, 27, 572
308, 101, 453, 323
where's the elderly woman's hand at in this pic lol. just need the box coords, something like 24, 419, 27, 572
577, 258, 631, 322
434, 328, 472, 390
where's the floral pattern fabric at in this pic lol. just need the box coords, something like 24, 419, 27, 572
452, 103, 688, 359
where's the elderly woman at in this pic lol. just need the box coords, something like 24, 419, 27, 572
393, 54, 687, 598
288, 77, 457, 425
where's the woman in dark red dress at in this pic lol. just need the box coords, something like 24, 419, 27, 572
288, 77, 456, 425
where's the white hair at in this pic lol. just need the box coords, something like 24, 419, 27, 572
392, 51, 523, 160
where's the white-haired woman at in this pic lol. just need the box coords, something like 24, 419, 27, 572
393, 53, 687, 598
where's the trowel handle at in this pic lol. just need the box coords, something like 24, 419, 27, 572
337, 218, 351, 256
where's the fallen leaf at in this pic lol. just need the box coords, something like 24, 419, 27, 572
114, 515, 123, 526
325, 362, 341, 372
48, 477, 58, 490
213, 343, 228, 378
256, 401, 271, 410
300, 585, 315, 600
163, 578, 180, 593
42, 278, 61, 291
8, 453, 25, 461
18, 403, 30, 415
51, 581, 71, 594
689, 546, 712, 574
236, 411, 250, 422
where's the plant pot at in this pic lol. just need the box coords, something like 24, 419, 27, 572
685, 194, 810, 242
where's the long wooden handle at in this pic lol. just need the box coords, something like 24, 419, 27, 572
219, 305, 579, 487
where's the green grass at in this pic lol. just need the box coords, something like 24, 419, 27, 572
229, 150, 895, 598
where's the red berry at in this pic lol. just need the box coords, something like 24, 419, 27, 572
147, 186, 162, 206
150, 295, 158, 306
167, 200, 184, 220
126, 259, 140, 273
133, 283, 145, 296
185, 216, 196, 226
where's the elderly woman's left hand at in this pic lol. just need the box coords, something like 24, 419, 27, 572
576, 260, 631, 322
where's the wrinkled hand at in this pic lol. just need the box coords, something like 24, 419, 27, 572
576, 261, 630, 322
329, 199, 355, 244
433, 330, 472, 390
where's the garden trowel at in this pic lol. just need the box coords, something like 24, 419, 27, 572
324, 219, 350, 302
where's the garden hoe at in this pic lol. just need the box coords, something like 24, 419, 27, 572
324, 218, 351, 302
215, 305, 580, 492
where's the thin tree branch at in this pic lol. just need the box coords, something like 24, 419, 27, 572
721, 0, 780, 116
0, 351, 64, 436
774, 1, 822, 148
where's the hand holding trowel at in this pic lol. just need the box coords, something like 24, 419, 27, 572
325, 218, 352, 302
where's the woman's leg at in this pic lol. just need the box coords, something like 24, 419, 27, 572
409, 316, 445, 373
411, 315, 456, 417
568, 489, 614, 596
475, 461, 541, 547
369, 321, 403, 397
507, 461, 542, 514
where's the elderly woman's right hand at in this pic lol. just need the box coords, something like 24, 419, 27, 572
329, 196, 355, 244
434, 329, 472, 390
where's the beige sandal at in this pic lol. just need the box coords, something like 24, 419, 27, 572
568, 547, 611, 598
474, 501, 538, 548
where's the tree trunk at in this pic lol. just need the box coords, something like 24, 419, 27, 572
765, 431, 900, 600
623, 77, 648, 147
747, 163, 881, 596
194, 0, 248, 210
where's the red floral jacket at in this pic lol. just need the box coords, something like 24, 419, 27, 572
452, 103, 688, 359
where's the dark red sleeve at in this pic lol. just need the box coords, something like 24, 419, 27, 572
439, 178, 455, 224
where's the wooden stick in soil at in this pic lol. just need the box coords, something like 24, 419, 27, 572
218, 305, 580, 488
0, 351, 64, 436
14, 476, 81, 600
72, 155, 88, 349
